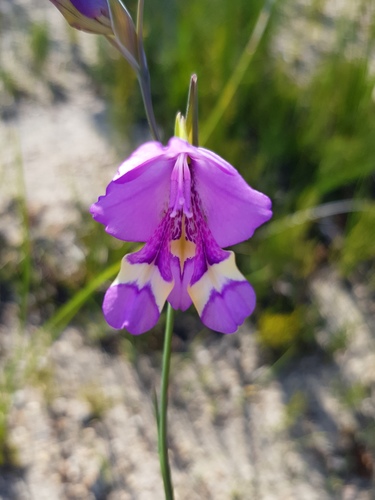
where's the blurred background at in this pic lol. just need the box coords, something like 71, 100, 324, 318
1, 0, 375, 498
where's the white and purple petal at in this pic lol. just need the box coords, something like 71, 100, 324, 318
104, 254, 174, 335
188, 252, 255, 333
200, 281, 256, 334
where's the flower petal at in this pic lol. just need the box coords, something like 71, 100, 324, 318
103, 283, 160, 334
188, 252, 255, 333
90, 142, 174, 242
200, 281, 256, 334
191, 147, 272, 247
167, 256, 194, 311
113, 141, 167, 180
103, 255, 174, 334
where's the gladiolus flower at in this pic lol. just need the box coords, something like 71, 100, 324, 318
91, 138, 272, 334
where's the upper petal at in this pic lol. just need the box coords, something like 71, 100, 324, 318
90, 142, 175, 242
190, 148, 272, 247
113, 141, 169, 181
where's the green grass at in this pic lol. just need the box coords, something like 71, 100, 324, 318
29, 22, 50, 73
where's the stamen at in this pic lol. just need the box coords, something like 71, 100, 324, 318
183, 160, 192, 218
169, 154, 193, 218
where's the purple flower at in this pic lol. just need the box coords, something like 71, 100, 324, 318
91, 138, 272, 335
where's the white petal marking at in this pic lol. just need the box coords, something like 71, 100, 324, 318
113, 255, 174, 311
188, 252, 246, 315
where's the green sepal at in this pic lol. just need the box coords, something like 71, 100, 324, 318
107, 0, 140, 72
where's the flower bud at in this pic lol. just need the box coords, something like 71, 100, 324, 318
49, 0, 141, 73
107, 0, 139, 71
49, 0, 112, 35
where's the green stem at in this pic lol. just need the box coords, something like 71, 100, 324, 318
138, 71, 161, 142
136, 0, 160, 142
109, 37, 160, 141
158, 303, 175, 500
106, 0, 160, 143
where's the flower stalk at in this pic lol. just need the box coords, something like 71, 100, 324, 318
158, 303, 175, 500
156, 78, 200, 499
137, 70, 160, 142
108, 0, 160, 141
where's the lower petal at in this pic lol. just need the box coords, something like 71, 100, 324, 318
103, 255, 174, 335
200, 281, 256, 334
167, 256, 194, 311
103, 283, 160, 334
188, 252, 256, 333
